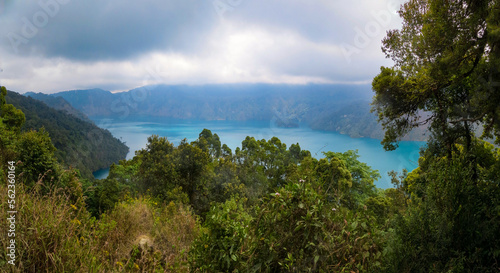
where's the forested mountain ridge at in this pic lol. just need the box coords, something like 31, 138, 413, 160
5, 90, 128, 178
49, 84, 428, 141
25, 92, 94, 124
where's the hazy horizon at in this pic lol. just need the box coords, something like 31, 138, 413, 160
17, 82, 375, 96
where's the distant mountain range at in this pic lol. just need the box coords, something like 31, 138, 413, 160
29, 84, 428, 141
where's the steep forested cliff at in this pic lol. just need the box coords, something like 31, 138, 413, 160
6, 90, 128, 178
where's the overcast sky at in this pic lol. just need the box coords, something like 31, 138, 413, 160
0, 0, 404, 93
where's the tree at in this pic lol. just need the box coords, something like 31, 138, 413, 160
0, 86, 25, 132
385, 141, 500, 272
246, 179, 384, 272
324, 150, 380, 209
0, 86, 5, 107
17, 128, 58, 187
314, 156, 352, 206
190, 197, 252, 272
372, 0, 500, 153
195, 128, 222, 158
372, 2, 500, 271
136, 135, 178, 198
238, 136, 305, 190
175, 139, 210, 208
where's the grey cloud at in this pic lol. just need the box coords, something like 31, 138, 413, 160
226, 0, 387, 45
216, 0, 400, 81
1, 0, 218, 60
0, 0, 400, 92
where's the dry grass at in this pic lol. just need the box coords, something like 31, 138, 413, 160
0, 183, 200, 272
0, 183, 97, 272
152, 201, 201, 272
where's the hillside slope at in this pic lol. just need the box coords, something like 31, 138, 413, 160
25, 92, 94, 124
6, 90, 129, 178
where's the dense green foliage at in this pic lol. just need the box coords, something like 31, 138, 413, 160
5, 90, 128, 178
371, 0, 500, 272
386, 142, 500, 272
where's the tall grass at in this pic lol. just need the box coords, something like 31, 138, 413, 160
0, 182, 200, 272
0, 182, 98, 272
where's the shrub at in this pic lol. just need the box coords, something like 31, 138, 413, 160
190, 197, 252, 272
248, 180, 384, 272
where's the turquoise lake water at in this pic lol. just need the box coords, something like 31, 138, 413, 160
92, 117, 426, 189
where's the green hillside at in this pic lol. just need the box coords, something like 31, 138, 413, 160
5, 90, 128, 178
25, 92, 94, 124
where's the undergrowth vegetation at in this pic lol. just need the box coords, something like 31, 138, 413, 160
0, 182, 199, 272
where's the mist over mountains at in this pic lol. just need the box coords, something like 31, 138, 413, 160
28, 84, 427, 141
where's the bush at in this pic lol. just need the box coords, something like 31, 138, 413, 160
190, 197, 252, 272
189, 180, 385, 273
384, 147, 500, 273
248, 180, 384, 272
